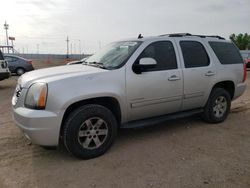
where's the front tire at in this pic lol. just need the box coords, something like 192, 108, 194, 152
202, 88, 231, 123
63, 104, 118, 159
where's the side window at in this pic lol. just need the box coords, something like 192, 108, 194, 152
209, 42, 244, 64
5, 57, 12, 62
137, 41, 177, 71
180, 41, 210, 68
11, 57, 17, 62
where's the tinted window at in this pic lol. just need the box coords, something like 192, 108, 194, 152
4, 57, 13, 62
138, 41, 177, 71
4, 56, 17, 62
180, 41, 209, 68
209, 42, 244, 64
11, 57, 18, 61
0, 50, 4, 60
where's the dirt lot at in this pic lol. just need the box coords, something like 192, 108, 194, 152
0, 60, 250, 188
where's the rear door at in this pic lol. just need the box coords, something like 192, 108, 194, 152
175, 39, 217, 111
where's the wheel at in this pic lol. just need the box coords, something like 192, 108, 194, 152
63, 104, 118, 159
16, 68, 25, 76
202, 88, 231, 123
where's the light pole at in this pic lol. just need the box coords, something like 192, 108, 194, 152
4, 21, 9, 53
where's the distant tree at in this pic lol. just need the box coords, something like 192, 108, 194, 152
229, 33, 250, 50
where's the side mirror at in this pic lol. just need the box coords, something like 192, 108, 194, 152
133, 58, 157, 74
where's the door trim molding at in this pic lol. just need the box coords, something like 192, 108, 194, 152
130, 95, 182, 108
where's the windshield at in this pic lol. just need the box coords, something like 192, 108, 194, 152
85, 41, 141, 69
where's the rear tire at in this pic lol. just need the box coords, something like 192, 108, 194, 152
202, 88, 231, 123
16, 68, 25, 76
63, 104, 118, 159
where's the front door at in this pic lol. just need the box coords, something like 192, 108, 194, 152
126, 40, 183, 121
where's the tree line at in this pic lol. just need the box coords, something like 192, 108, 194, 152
230, 33, 250, 50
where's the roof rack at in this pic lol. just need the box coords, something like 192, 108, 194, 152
159, 33, 191, 37
159, 33, 225, 40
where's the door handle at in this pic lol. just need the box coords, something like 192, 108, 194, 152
205, 71, 215, 76
168, 75, 180, 81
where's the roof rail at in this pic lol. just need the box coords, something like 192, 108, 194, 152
159, 33, 192, 37
159, 33, 225, 40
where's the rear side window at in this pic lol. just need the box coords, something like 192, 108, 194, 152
209, 42, 243, 64
5, 56, 17, 62
137, 41, 177, 71
0, 50, 4, 60
180, 41, 210, 68
4, 57, 12, 62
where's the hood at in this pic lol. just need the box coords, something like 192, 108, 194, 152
19, 65, 106, 88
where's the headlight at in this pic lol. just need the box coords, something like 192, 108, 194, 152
25, 83, 48, 109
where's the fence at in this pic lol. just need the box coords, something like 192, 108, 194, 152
16, 53, 91, 60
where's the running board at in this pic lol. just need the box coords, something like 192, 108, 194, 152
121, 109, 203, 129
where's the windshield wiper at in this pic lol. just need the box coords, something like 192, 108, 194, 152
86, 61, 107, 69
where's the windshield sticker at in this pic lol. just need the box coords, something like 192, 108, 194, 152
123, 42, 137, 46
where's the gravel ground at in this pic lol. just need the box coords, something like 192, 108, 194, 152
0, 60, 250, 188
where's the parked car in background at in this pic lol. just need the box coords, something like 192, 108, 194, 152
4, 55, 34, 76
0, 50, 11, 81
240, 51, 250, 68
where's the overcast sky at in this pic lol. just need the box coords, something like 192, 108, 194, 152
0, 0, 249, 54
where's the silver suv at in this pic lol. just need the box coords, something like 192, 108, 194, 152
12, 33, 246, 159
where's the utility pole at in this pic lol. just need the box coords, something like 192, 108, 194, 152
66, 36, 69, 59
4, 21, 9, 53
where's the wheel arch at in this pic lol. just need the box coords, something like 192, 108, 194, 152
60, 96, 122, 136
211, 80, 235, 99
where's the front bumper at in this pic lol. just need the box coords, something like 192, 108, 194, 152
12, 107, 61, 146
